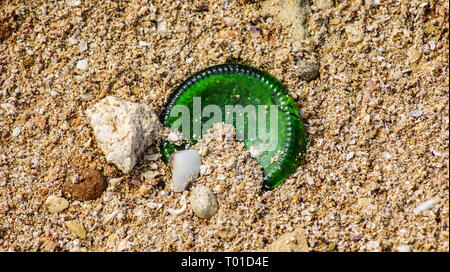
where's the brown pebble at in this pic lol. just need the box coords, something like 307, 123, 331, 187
296, 60, 320, 82
62, 169, 107, 201
22, 55, 34, 67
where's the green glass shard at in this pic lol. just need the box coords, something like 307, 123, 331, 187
161, 64, 307, 189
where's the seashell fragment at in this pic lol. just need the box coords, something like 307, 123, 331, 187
167, 195, 187, 216
170, 149, 201, 192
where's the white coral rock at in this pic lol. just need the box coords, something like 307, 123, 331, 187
86, 96, 161, 173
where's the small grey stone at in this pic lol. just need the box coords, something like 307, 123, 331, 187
296, 61, 320, 81
189, 185, 218, 220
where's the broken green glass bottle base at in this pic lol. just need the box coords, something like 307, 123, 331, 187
161, 64, 307, 189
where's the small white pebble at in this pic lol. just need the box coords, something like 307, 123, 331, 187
78, 40, 88, 52
429, 40, 436, 51
103, 210, 119, 224
68, 37, 78, 45
393, 70, 403, 80
186, 58, 194, 64
144, 154, 160, 161
397, 245, 412, 252
143, 170, 158, 180
365, 240, 381, 252
147, 202, 163, 209
67, 0, 81, 7
346, 151, 354, 161
157, 20, 167, 33
116, 211, 124, 221
413, 196, 441, 214
168, 131, 184, 142
139, 41, 150, 47
167, 195, 187, 216
76, 59, 89, 72
199, 164, 211, 176
12, 127, 21, 137
305, 174, 314, 186
117, 240, 130, 251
